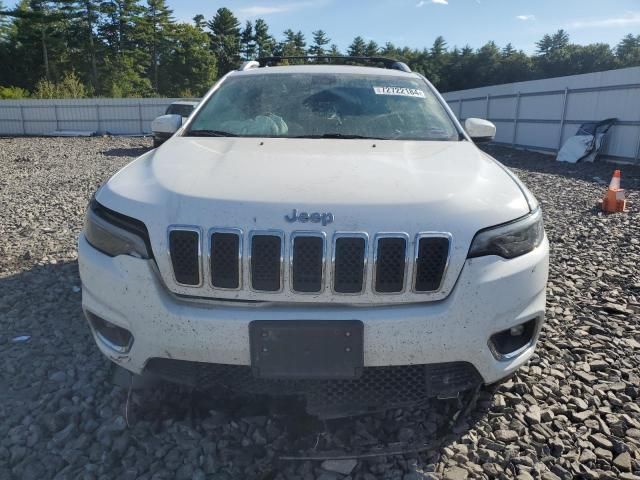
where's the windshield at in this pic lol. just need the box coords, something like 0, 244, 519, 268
166, 104, 195, 117
186, 73, 459, 140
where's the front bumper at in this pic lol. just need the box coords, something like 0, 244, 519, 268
78, 232, 549, 387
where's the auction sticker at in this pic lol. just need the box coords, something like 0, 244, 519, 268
373, 86, 426, 98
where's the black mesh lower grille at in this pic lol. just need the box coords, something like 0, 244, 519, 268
210, 232, 240, 289
250, 235, 282, 292
144, 359, 482, 412
169, 230, 200, 285
334, 237, 366, 293
414, 237, 449, 292
292, 236, 324, 292
375, 237, 407, 293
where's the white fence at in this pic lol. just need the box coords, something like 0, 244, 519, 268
443, 66, 640, 163
0, 98, 193, 136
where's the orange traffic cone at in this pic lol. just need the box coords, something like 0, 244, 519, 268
601, 169, 626, 213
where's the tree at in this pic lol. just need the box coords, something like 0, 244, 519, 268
616, 34, 640, 66
240, 20, 255, 60
192, 13, 204, 30
327, 43, 341, 56
207, 7, 240, 75
159, 22, 216, 96
140, 0, 173, 92
365, 40, 378, 57
33, 70, 87, 98
276, 29, 305, 61
253, 18, 274, 58
348, 36, 366, 56
308, 29, 329, 57
536, 29, 569, 55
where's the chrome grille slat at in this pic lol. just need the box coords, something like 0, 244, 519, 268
167, 228, 451, 298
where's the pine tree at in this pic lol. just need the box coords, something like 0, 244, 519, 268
253, 18, 274, 58
240, 20, 255, 60
308, 29, 329, 57
140, 0, 173, 92
98, 0, 152, 96
159, 22, 216, 96
347, 36, 366, 56
192, 13, 204, 30
616, 34, 640, 66
327, 43, 341, 56
207, 7, 240, 75
365, 40, 378, 57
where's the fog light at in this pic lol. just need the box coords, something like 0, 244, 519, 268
510, 325, 525, 336
489, 318, 538, 360
86, 311, 134, 353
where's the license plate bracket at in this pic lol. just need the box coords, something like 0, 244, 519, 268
249, 320, 364, 379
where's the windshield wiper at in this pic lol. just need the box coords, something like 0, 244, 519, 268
187, 129, 238, 137
292, 133, 384, 139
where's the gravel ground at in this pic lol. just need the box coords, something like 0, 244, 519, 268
1, 137, 640, 480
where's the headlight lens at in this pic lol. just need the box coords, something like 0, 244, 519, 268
468, 208, 544, 259
84, 199, 152, 259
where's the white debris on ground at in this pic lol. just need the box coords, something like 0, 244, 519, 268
0, 137, 639, 479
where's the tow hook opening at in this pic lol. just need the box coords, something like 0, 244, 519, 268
86, 311, 134, 353
489, 318, 538, 360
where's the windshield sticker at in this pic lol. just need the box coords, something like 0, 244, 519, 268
373, 86, 426, 98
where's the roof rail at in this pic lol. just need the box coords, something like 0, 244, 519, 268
256, 56, 412, 73
239, 60, 260, 71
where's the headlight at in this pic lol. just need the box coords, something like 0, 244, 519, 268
468, 208, 544, 259
84, 199, 152, 259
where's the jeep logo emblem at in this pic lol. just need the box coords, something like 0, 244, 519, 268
285, 209, 334, 226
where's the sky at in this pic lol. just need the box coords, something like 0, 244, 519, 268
166, 0, 640, 54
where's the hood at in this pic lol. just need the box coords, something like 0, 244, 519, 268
97, 137, 530, 303
101, 137, 528, 229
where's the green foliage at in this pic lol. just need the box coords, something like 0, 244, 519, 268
308, 29, 330, 57
240, 20, 255, 60
207, 7, 241, 75
0, 5, 639, 98
158, 23, 216, 97
33, 71, 87, 98
347, 36, 366, 57
0, 85, 29, 99
253, 18, 274, 58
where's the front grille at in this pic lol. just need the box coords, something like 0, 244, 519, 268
291, 235, 324, 292
250, 234, 283, 292
144, 358, 482, 414
414, 236, 450, 292
168, 229, 200, 286
375, 236, 407, 293
167, 228, 451, 297
210, 231, 241, 289
333, 236, 366, 293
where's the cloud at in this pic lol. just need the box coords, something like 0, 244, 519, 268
567, 12, 640, 29
416, 0, 448, 6
516, 14, 535, 21
238, 2, 314, 16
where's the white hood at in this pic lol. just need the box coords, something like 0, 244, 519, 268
97, 137, 530, 302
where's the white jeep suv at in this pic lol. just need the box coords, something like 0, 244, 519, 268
79, 57, 548, 415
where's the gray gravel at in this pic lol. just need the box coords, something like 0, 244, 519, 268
1, 137, 640, 479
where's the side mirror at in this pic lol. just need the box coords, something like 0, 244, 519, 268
464, 118, 496, 142
151, 114, 182, 135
